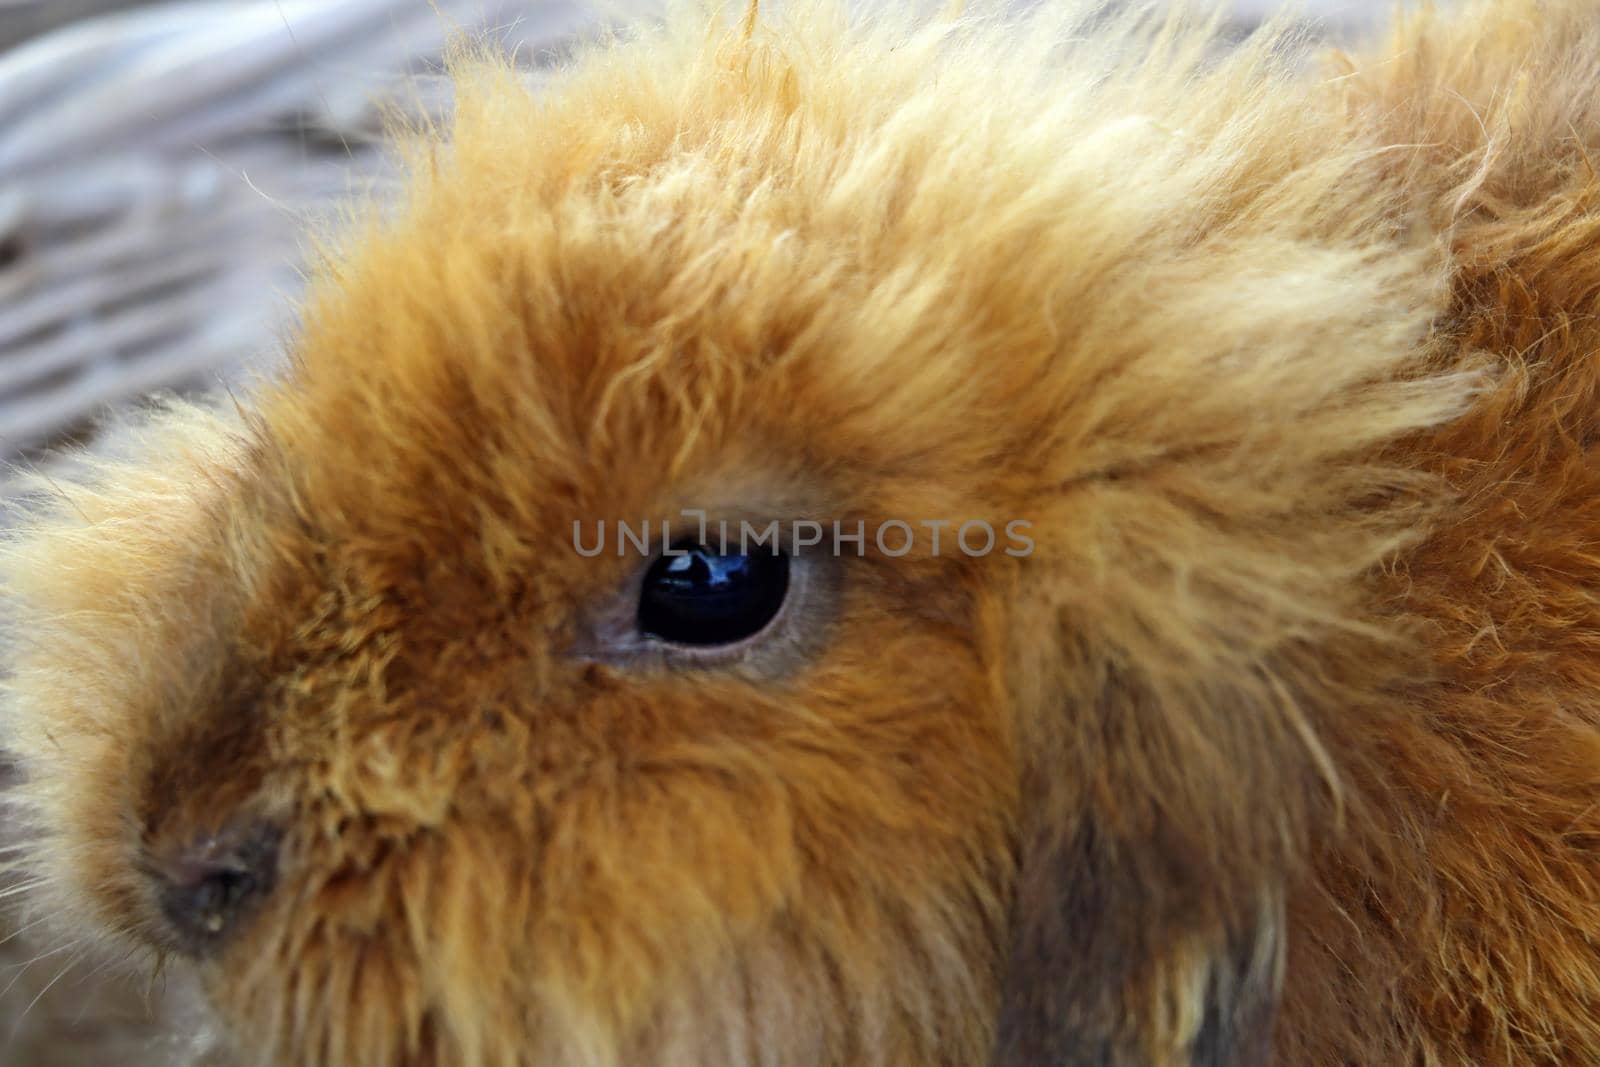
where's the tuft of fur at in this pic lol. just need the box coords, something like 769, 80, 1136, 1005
3, 2, 1600, 1064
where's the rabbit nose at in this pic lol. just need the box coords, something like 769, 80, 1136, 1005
151, 817, 281, 954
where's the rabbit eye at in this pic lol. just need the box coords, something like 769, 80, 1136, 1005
638, 543, 790, 646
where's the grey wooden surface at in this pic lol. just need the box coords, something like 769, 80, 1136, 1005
0, 0, 168, 51
0, 0, 634, 471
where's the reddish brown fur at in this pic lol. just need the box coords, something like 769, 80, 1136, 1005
3, 2, 1599, 1065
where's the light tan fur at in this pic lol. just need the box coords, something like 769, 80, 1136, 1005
4, 2, 1600, 1064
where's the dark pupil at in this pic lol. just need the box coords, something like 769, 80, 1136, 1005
638, 544, 790, 646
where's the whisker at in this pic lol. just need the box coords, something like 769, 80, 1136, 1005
273, 0, 356, 162
0, 879, 46, 903
10, 947, 90, 1037
0, 881, 46, 905
0, 937, 85, 1000
0, 913, 55, 951
67, 949, 126, 998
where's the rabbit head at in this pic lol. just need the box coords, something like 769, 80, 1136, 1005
1, 4, 1477, 1065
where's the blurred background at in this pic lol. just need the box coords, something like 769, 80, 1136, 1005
0, 0, 1389, 1063
0, 0, 638, 475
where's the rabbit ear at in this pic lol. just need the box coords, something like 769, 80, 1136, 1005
990, 812, 1285, 1066
989, 664, 1288, 1067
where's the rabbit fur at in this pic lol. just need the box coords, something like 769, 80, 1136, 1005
4, 1, 1600, 1064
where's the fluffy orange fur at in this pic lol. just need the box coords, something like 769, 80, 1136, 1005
4, 1, 1600, 1064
